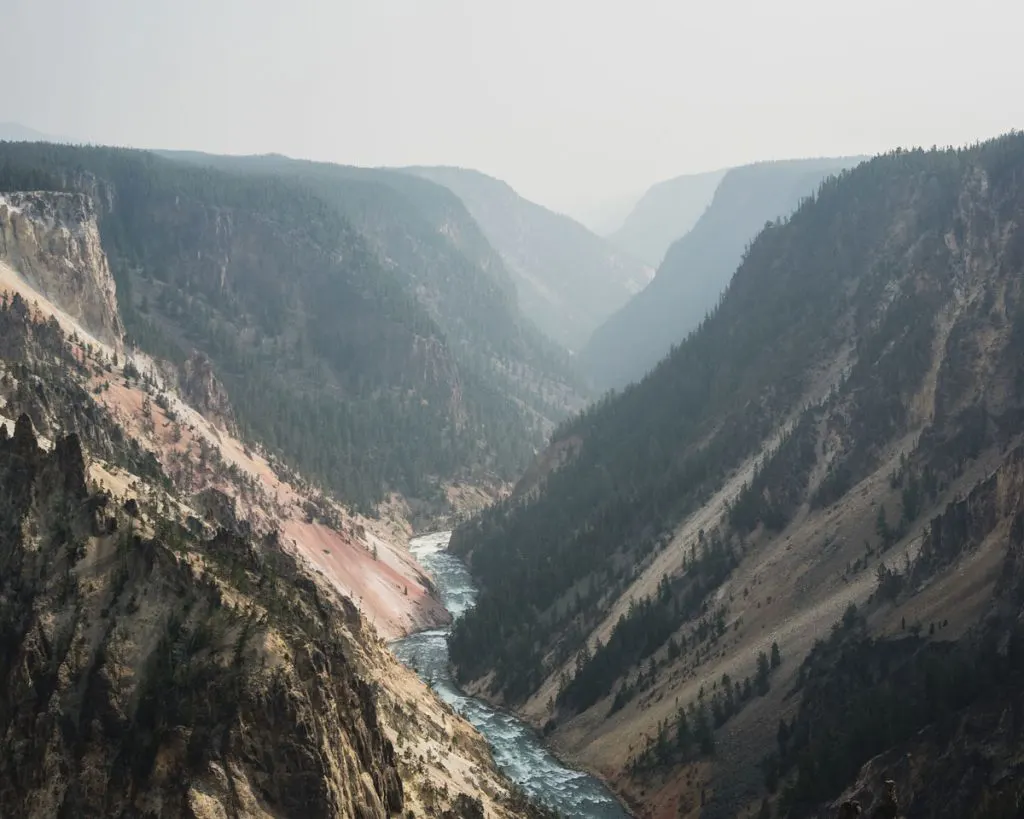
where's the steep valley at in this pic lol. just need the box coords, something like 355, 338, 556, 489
5, 128, 1024, 819
402, 166, 653, 353
606, 168, 726, 268
394, 532, 629, 818
0, 172, 572, 817
7, 2, 1024, 816
449, 134, 1024, 819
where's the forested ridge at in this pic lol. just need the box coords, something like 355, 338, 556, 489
0, 142, 578, 510
449, 132, 1024, 722
159, 152, 580, 398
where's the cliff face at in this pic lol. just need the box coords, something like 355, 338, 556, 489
0, 192, 124, 348
0, 417, 406, 819
180, 351, 238, 431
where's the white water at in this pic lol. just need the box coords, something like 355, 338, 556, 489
392, 532, 630, 818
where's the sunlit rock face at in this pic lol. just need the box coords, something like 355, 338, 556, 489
0, 191, 124, 348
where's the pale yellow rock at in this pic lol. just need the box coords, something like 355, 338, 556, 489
0, 192, 124, 348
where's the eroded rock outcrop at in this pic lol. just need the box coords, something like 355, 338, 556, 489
0, 416, 405, 818
181, 351, 237, 431
0, 191, 124, 347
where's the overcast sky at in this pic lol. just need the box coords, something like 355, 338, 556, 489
4, 0, 1023, 223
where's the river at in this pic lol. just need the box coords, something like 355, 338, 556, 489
391, 531, 629, 818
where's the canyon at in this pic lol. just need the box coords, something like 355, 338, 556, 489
3, 132, 1024, 819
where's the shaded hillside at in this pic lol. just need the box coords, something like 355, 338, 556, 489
404, 166, 652, 351
160, 151, 585, 431
607, 168, 726, 266
447, 132, 1024, 816
0, 143, 575, 511
0, 259, 570, 819
582, 156, 864, 392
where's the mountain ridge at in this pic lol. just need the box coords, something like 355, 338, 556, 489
403, 165, 653, 351
0, 122, 69, 143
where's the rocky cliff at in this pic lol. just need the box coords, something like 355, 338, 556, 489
180, 351, 238, 431
0, 417, 405, 818
0, 191, 124, 348
0, 196, 549, 819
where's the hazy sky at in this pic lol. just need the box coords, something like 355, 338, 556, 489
4, 0, 1023, 222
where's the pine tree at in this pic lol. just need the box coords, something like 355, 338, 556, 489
777, 718, 789, 750
756, 651, 771, 695
675, 707, 691, 752
875, 505, 891, 547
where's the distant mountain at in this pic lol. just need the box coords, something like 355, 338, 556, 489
582, 156, 865, 391
607, 168, 727, 266
403, 166, 652, 351
569, 190, 644, 236
0, 122, 68, 143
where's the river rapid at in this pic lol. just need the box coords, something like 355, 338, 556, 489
392, 532, 630, 818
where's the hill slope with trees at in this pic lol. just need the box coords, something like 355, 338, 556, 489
449, 132, 1024, 818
